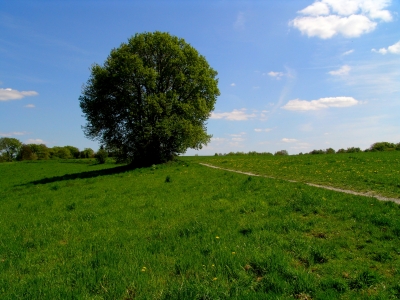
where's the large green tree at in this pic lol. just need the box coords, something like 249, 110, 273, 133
79, 31, 219, 166
0, 137, 22, 162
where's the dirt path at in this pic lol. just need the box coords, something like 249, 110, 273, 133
199, 163, 400, 204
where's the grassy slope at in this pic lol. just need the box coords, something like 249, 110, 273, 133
193, 152, 400, 199
0, 158, 400, 299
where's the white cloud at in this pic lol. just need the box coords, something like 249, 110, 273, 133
254, 128, 272, 132
282, 96, 359, 111
290, 0, 393, 39
282, 138, 298, 143
328, 65, 351, 76
0, 88, 38, 101
299, 1, 330, 16
25, 139, 45, 144
230, 83, 236, 87
342, 49, 354, 56
0, 131, 27, 137
210, 109, 256, 121
230, 133, 246, 137
232, 137, 245, 142
372, 40, 400, 55
234, 12, 245, 30
24, 104, 35, 108
268, 71, 285, 79
211, 137, 228, 143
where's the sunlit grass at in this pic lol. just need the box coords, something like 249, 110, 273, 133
1, 157, 400, 299
193, 151, 400, 199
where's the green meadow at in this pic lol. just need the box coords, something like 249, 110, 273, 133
1, 153, 400, 299
195, 151, 400, 199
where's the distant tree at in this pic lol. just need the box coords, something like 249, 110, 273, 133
0, 137, 22, 162
326, 148, 336, 154
64, 146, 80, 158
337, 148, 346, 154
80, 148, 95, 158
274, 150, 288, 156
309, 149, 325, 155
79, 31, 220, 167
369, 142, 396, 152
346, 147, 361, 153
29, 144, 49, 160
95, 149, 108, 164
18, 145, 37, 161
51, 147, 72, 159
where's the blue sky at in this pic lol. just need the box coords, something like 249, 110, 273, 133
1, 0, 399, 155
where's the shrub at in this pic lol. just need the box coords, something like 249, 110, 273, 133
309, 149, 325, 155
369, 142, 396, 152
346, 147, 361, 153
326, 148, 336, 154
80, 148, 95, 158
95, 149, 108, 164
275, 150, 288, 156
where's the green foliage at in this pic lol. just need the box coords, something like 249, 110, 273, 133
1, 158, 400, 298
310, 149, 325, 154
51, 146, 72, 159
0, 137, 22, 161
95, 149, 108, 164
80, 148, 94, 158
224, 151, 273, 156
346, 147, 362, 153
18, 144, 37, 160
370, 141, 397, 152
274, 150, 288, 156
64, 145, 80, 158
326, 147, 336, 154
29, 144, 50, 160
79, 31, 220, 167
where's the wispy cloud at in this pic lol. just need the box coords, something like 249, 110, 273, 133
372, 40, 400, 55
328, 65, 351, 76
290, 0, 393, 39
0, 88, 38, 101
25, 138, 45, 144
230, 83, 236, 87
282, 138, 298, 143
211, 109, 256, 121
282, 96, 359, 111
234, 12, 246, 30
0, 131, 28, 137
254, 128, 272, 132
342, 49, 354, 56
336, 59, 400, 94
24, 104, 35, 108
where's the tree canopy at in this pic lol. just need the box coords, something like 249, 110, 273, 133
0, 137, 22, 162
79, 31, 220, 166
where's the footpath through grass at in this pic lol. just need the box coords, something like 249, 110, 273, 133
193, 151, 400, 199
1, 158, 400, 299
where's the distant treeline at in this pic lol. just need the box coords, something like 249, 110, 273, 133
0, 137, 109, 163
1, 138, 399, 163
215, 142, 400, 157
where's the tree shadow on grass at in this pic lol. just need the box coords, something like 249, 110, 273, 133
19, 164, 134, 186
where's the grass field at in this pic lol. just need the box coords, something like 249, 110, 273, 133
1, 153, 400, 299
194, 151, 400, 199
